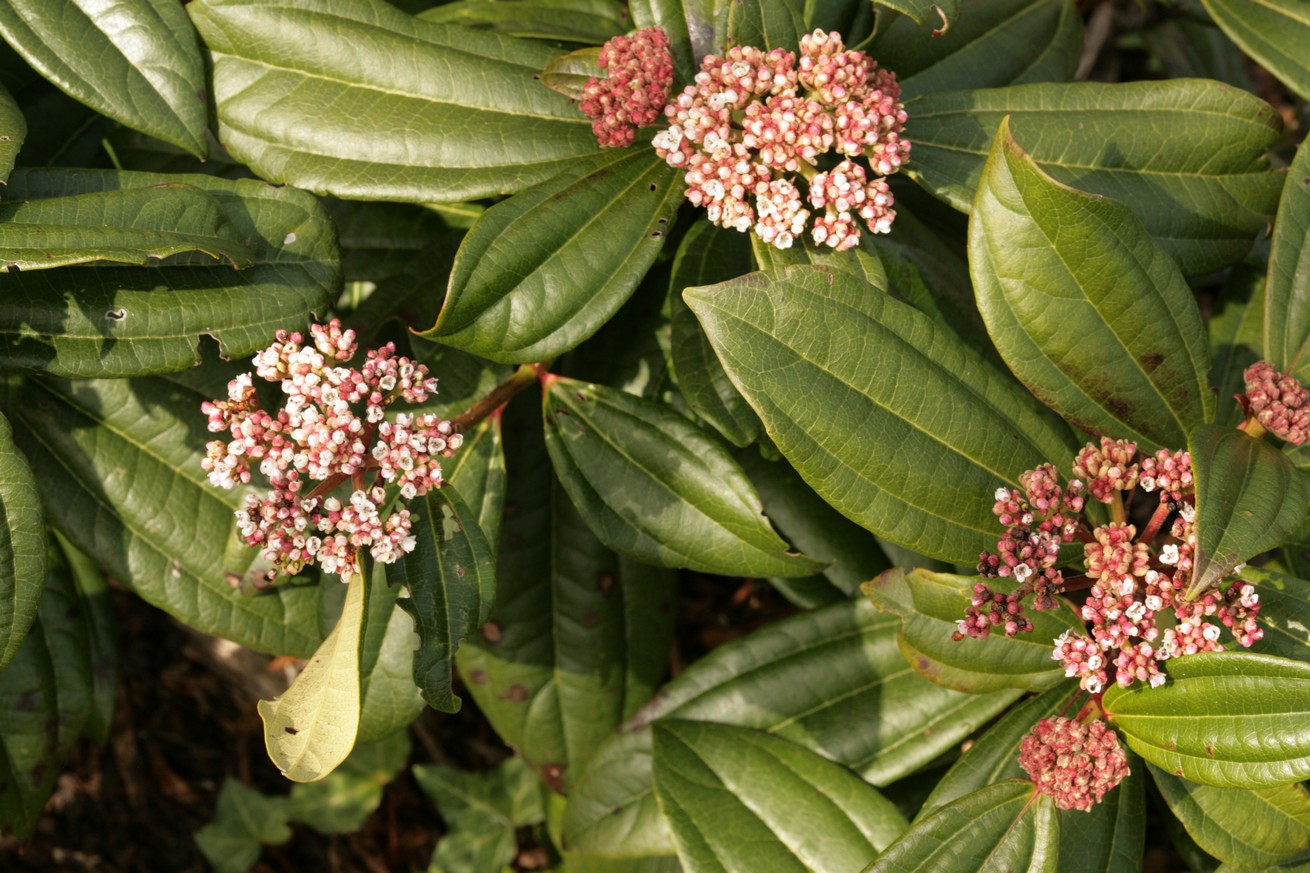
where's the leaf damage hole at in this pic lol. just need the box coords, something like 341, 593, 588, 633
285, 726, 299, 735
283, 231, 297, 246
648, 183, 657, 191
104, 308, 127, 322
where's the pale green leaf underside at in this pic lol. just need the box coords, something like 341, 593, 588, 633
0, 0, 208, 155
1203, 0, 1310, 102
0, 410, 44, 670
189, 0, 598, 202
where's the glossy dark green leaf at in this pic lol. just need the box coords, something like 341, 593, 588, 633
1242, 566, 1310, 663
419, 0, 626, 42
0, 542, 107, 839
1056, 758, 1147, 873
0, 168, 337, 378
457, 408, 675, 791
866, 568, 1083, 692
668, 221, 761, 448
652, 720, 907, 872
442, 417, 507, 551
9, 376, 323, 657
1202, 0, 1310, 102
287, 730, 410, 834
1188, 424, 1309, 598
1263, 132, 1310, 383
0, 184, 253, 271
969, 118, 1212, 451
0, 79, 24, 179
415, 756, 546, 873
725, 0, 803, 52
259, 572, 367, 783
540, 47, 602, 101
863, 781, 1059, 873
872, 0, 1081, 98
544, 375, 821, 577
685, 265, 1075, 563
871, 0, 959, 33
562, 599, 1022, 865
909, 80, 1283, 275
189, 0, 598, 202
427, 150, 682, 363
1102, 652, 1310, 787
0, 0, 208, 156
194, 779, 292, 873
750, 229, 888, 290
386, 483, 496, 714
738, 449, 890, 606
1151, 764, 1310, 868
631, 0, 719, 81
0, 410, 42, 670
1208, 266, 1265, 427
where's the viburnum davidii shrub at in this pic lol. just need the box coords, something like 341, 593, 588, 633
1, 1, 1309, 870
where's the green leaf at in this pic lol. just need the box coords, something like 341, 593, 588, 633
8, 377, 323, 657
1242, 566, 1310, 663
1208, 265, 1265, 427
863, 781, 1059, 873
1101, 652, 1310, 788
562, 599, 1022, 865
0, 80, 24, 179
319, 564, 422, 744
652, 721, 908, 872
428, 151, 682, 363
415, 756, 546, 873
51, 532, 117, 744
0, 0, 207, 156
457, 407, 676, 791
1263, 131, 1310, 382
738, 449, 890, 606
1202, 0, 1310, 102
441, 417, 507, 552
1055, 763, 1147, 873
259, 571, 367, 783
1188, 424, 1309, 598
632, 0, 720, 82
0, 410, 43, 670
287, 730, 410, 835
188, 0, 598, 202
540, 47, 603, 101
0, 184, 253, 271
872, 0, 1081, 98
1151, 764, 1310, 868
685, 265, 1075, 564
871, 0, 959, 33
668, 221, 761, 448
968, 117, 1212, 451
419, 0, 626, 42
908, 79, 1283, 275
0, 542, 111, 838
194, 779, 292, 873
386, 483, 497, 714
725, 0, 803, 53
865, 568, 1084, 692
543, 375, 824, 577
0, 168, 337, 378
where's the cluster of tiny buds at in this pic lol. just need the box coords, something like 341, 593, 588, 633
1243, 360, 1308, 445
1019, 716, 1129, 812
202, 320, 463, 580
958, 437, 1264, 694
580, 27, 675, 148
650, 28, 909, 251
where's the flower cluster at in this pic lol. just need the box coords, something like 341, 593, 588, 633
201, 320, 462, 580
1019, 716, 1130, 811
651, 29, 910, 251
1244, 360, 1308, 445
957, 438, 1263, 695
580, 27, 675, 148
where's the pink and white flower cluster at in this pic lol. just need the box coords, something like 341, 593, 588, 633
1244, 360, 1308, 445
201, 320, 462, 580
651, 29, 910, 251
1019, 716, 1129, 812
957, 437, 1263, 695
580, 27, 676, 149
